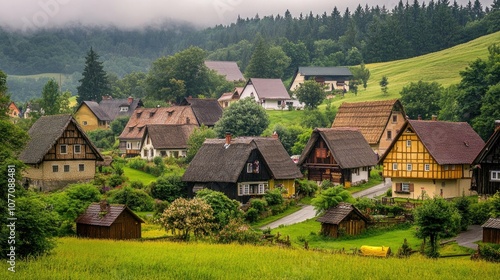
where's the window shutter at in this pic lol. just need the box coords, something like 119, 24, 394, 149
396, 183, 402, 192
409, 183, 414, 192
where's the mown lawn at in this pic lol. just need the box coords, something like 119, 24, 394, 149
2, 237, 498, 279
122, 166, 157, 186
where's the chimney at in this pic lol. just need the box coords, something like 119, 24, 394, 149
225, 132, 232, 145
128, 96, 134, 104
99, 199, 109, 214
272, 131, 279, 139
495, 120, 500, 131
417, 114, 422, 120
431, 115, 437, 121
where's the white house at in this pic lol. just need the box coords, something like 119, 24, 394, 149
240, 78, 301, 110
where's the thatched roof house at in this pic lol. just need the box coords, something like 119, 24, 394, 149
298, 128, 377, 186
332, 99, 406, 155
472, 122, 500, 195
76, 202, 144, 239
182, 135, 303, 203
141, 124, 198, 160
317, 202, 369, 238
19, 114, 103, 191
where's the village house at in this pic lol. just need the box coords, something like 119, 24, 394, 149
239, 78, 301, 110
332, 99, 407, 156
204, 60, 245, 82
118, 106, 198, 157
19, 114, 103, 191
379, 120, 485, 199
218, 87, 243, 108
76, 201, 144, 240
298, 128, 378, 187
471, 121, 500, 195
74, 96, 143, 131
140, 124, 198, 160
179, 97, 223, 127
316, 202, 370, 238
289, 66, 353, 92
7, 101, 20, 118
182, 134, 303, 204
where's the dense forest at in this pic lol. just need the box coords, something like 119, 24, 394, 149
1, 0, 499, 102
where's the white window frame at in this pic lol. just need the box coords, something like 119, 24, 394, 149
60, 144, 67, 154
126, 142, 131, 149
392, 163, 398, 170
246, 163, 253, 173
402, 183, 410, 192
491, 171, 500, 182
238, 182, 268, 196
120, 106, 129, 112
406, 140, 412, 147
407, 163, 412, 171
424, 164, 430, 171
74, 145, 81, 154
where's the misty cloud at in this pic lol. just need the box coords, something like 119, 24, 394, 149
0, 0, 494, 30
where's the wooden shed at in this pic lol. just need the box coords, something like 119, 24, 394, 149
482, 218, 500, 244
316, 202, 369, 238
76, 202, 144, 239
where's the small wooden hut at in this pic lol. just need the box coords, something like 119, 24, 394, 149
317, 202, 369, 238
76, 202, 144, 239
482, 218, 500, 244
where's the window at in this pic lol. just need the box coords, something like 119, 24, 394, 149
352, 168, 360, 175
396, 182, 413, 193
362, 167, 368, 172
52, 165, 59, 172
491, 171, 500, 182
402, 183, 411, 192
64, 165, 70, 172
74, 145, 81, 154
392, 115, 398, 123
137, 142, 140, 148
451, 165, 456, 170
60, 145, 67, 154
82, 121, 88, 125
238, 183, 268, 196
444, 165, 449, 171
387, 130, 392, 140
406, 140, 412, 147
424, 164, 430, 171
127, 142, 131, 149
120, 106, 129, 112
246, 163, 253, 173
143, 149, 147, 157
407, 164, 412, 171
79, 164, 85, 172
277, 100, 282, 106
392, 163, 398, 170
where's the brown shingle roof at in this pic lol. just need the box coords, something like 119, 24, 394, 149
144, 124, 198, 149
181, 98, 223, 126
482, 218, 500, 229
298, 128, 378, 168
248, 78, 291, 100
98, 98, 142, 120
182, 137, 303, 183
19, 114, 103, 164
332, 99, 405, 144
119, 106, 198, 141
316, 202, 369, 224
205, 61, 244, 81
75, 203, 144, 226
408, 120, 484, 164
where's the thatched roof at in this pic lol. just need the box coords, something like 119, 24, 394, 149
143, 124, 197, 149
332, 99, 405, 145
298, 128, 378, 168
119, 106, 198, 141
482, 218, 500, 229
317, 202, 369, 224
474, 127, 500, 164
380, 120, 484, 165
182, 137, 303, 183
181, 98, 223, 126
19, 114, 103, 164
205, 61, 244, 81
75, 203, 144, 226
246, 78, 291, 100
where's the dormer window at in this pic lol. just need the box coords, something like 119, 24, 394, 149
120, 106, 129, 112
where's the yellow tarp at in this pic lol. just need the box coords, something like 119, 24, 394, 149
360, 245, 391, 257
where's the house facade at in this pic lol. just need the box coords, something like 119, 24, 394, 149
74, 96, 143, 132
182, 135, 303, 204
472, 122, 500, 195
8, 102, 20, 118
290, 67, 353, 92
298, 128, 378, 187
380, 120, 485, 199
218, 87, 243, 108
118, 106, 198, 157
240, 78, 300, 110
140, 124, 197, 160
332, 99, 406, 156
19, 114, 103, 191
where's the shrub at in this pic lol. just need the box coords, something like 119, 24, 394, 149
148, 174, 186, 202
249, 198, 268, 213
216, 218, 261, 244
320, 180, 335, 190
195, 189, 240, 229
244, 208, 260, 223
480, 243, 500, 263
296, 179, 318, 197
108, 186, 154, 211
153, 199, 170, 218
386, 188, 392, 197
311, 186, 354, 214
108, 174, 126, 188
470, 201, 491, 225
397, 238, 412, 258
129, 180, 145, 189
454, 196, 472, 231
264, 188, 284, 206
128, 157, 146, 170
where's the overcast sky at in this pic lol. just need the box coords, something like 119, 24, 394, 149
0, 0, 495, 30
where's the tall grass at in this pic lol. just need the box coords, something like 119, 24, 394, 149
2, 237, 498, 279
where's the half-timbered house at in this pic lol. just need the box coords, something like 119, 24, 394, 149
380, 120, 484, 199
298, 128, 378, 187
19, 114, 103, 191
182, 135, 303, 203
472, 121, 500, 195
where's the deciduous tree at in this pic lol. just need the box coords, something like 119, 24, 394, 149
400, 80, 442, 120
214, 97, 269, 138
293, 80, 326, 110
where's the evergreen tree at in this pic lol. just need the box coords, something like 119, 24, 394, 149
77, 47, 111, 104
245, 35, 272, 78
379, 76, 389, 94
40, 79, 61, 115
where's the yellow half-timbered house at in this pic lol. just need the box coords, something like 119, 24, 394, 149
380, 120, 484, 199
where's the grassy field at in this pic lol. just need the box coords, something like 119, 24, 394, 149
122, 166, 158, 186
2, 237, 498, 279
